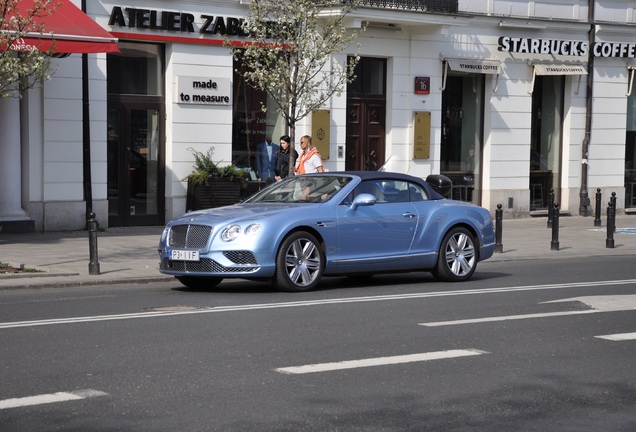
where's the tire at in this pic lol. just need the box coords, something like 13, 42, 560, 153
176, 276, 223, 290
273, 231, 324, 292
433, 227, 478, 282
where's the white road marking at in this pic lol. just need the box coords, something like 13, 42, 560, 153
420, 294, 636, 327
595, 332, 636, 341
1, 279, 636, 330
420, 310, 602, 327
275, 349, 488, 374
0, 389, 107, 410
545, 294, 636, 311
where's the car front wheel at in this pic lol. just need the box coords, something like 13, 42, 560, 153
274, 231, 324, 292
433, 227, 478, 282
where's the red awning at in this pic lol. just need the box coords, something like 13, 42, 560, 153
4, 0, 119, 54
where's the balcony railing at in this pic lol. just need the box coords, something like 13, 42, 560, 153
360, 0, 458, 13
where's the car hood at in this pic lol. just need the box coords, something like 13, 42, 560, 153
169, 203, 321, 226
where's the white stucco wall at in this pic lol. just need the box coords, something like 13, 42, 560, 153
14, 0, 636, 231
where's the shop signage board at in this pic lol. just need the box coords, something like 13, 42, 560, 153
177, 77, 231, 105
413, 112, 431, 160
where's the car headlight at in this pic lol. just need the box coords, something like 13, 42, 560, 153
245, 224, 262, 236
220, 224, 262, 242
221, 225, 242, 242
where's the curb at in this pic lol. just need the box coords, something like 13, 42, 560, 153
0, 275, 174, 291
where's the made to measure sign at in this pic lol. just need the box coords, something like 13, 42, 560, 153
177, 76, 231, 105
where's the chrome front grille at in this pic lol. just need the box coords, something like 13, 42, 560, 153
161, 258, 259, 274
169, 225, 212, 248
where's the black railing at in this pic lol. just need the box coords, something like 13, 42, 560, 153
360, 0, 458, 13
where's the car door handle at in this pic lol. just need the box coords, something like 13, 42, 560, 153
403, 213, 416, 218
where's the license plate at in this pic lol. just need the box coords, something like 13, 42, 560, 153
170, 249, 200, 261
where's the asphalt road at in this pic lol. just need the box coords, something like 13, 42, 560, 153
1, 256, 635, 431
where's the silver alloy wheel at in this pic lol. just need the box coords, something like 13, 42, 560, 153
443, 230, 476, 277
284, 237, 322, 287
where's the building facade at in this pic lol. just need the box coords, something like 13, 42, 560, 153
2, 0, 636, 233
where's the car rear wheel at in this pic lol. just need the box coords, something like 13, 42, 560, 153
176, 276, 223, 290
274, 231, 324, 292
433, 227, 478, 282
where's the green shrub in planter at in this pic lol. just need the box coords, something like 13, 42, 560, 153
185, 147, 245, 185
184, 147, 246, 211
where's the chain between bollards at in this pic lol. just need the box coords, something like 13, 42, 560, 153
606, 192, 616, 249
594, 188, 602, 227
550, 202, 560, 251
494, 204, 503, 253
87, 212, 101, 275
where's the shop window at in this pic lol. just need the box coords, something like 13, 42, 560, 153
530, 76, 563, 211
441, 74, 483, 205
231, 54, 286, 175
625, 90, 636, 208
348, 57, 386, 96
107, 42, 163, 96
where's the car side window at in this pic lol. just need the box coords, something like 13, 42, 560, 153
383, 181, 428, 203
353, 181, 386, 203
340, 179, 430, 205
408, 182, 428, 201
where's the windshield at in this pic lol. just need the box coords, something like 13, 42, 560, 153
245, 175, 353, 203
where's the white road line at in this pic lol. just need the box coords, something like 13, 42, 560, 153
595, 332, 636, 341
0, 389, 108, 410
420, 293, 636, 327
420, 310, 602, 327
275, 349, 488, 374
1, 279, 636, 330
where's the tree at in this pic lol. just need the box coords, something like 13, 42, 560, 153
230, 0, 365, 176
0, 0, 58, 99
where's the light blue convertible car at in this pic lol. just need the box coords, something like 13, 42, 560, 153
158, 171, 495, 292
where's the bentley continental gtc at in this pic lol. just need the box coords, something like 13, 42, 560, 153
158, 172, 495, 292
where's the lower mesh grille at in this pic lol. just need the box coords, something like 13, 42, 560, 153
161, 258, 259, 274
223, 251, 257, 265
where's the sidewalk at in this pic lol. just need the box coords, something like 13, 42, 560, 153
1, 215, 635, 290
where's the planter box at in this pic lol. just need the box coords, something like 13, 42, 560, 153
186, 178, 242, 211
241, 180, 269, 200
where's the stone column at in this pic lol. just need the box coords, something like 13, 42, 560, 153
0, 96, 29, 221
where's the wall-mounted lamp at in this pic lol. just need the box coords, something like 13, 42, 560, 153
363, 21, 402, 31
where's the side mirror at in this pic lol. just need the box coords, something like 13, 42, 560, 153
351, 193, 376, 210
426, 174, 452, 197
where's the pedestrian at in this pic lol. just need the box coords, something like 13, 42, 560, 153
255, 135, 279, 182
294, 135, 324, 174
274, 135, 298, 181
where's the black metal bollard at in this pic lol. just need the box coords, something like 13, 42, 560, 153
610, 192, 617, 234
87, 212, 101, 275
606, 193, 616, 248
594, 188, 602, 227
547, 188, 555, 228
551, 203, 560, 251
495, 204, 503, 253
